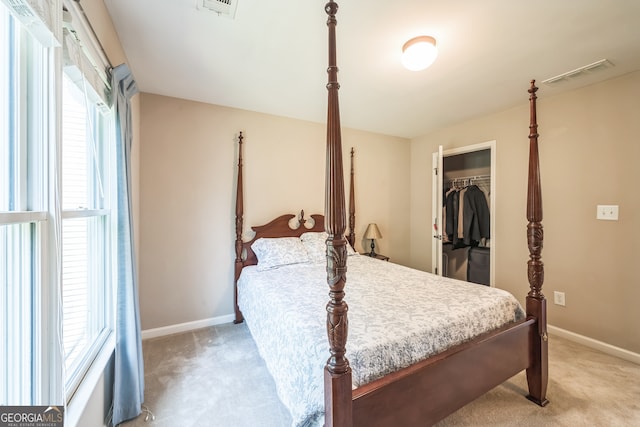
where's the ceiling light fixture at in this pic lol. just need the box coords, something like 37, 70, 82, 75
402, 36, 438, 71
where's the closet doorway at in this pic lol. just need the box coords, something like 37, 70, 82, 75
431, 141, 496, 286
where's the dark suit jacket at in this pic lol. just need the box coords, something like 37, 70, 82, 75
463, 185, 490, 246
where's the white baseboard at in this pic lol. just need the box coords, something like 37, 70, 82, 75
548, 324, 640, 365
141, 314, 236, 340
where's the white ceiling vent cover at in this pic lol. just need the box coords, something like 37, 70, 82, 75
197, 0, 238, 18
542, 59, 613, 85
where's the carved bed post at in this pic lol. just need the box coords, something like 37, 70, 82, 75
348, 147, 355, 249
524, 81, 549, 406
324, 2, 353, 427
234, 131, 245, 324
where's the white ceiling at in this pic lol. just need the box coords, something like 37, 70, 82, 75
103, 0, 640, 139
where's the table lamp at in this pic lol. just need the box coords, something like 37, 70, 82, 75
364, 223, 382, 257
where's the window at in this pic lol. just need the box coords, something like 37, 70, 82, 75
1, 0, 115, 409
0, 4, 54, 405
61, 70, 113, 398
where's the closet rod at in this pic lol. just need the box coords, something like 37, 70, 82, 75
444, 174, 490, 184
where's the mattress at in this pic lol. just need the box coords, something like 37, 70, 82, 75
237, 254, 524, 427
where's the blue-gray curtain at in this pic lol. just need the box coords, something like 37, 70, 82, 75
110, 63, 143, 427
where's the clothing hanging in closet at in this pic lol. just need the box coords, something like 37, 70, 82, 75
443, 184, 490, 249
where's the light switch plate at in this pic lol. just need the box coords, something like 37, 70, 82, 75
596, 205, 619, 220
553, 291, 566, 306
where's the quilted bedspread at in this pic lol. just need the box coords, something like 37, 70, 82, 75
237, 254, 525, 427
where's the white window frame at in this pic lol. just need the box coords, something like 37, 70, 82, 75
59, 0, 117, 417
0, 3, 62, 406
60, 70, 115, 400
2, 0, 118, 417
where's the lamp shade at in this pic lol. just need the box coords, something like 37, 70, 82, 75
402, 35, 438, 71
364, 223, 382, 240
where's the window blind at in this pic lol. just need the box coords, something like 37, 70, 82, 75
0, 0, 62, 46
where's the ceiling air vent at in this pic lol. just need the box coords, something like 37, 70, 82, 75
197, 0, 238, 19
542, 59, 613, 85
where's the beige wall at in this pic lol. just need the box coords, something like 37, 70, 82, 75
138, 94, 409, 330
410, 71, 640, 354
139, 74, 640, 354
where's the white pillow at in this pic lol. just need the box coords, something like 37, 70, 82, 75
300, 232, 357, 263
251, 237, 310, 271
300, 232, 328, 263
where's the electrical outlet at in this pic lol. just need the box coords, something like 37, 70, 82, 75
553, 291, 566, 307
596, 205, 619, 220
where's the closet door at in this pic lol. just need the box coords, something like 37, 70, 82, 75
431, 145, 444, 276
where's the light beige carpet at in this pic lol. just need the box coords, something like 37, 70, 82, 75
435, 334, 640, 426
122, 323, 639, 427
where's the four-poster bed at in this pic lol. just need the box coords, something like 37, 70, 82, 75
233, 1, 548, 426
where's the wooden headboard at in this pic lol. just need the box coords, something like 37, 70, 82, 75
240, 211, 324, 268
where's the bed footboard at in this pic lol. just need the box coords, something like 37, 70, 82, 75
352, 319, 536, 426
